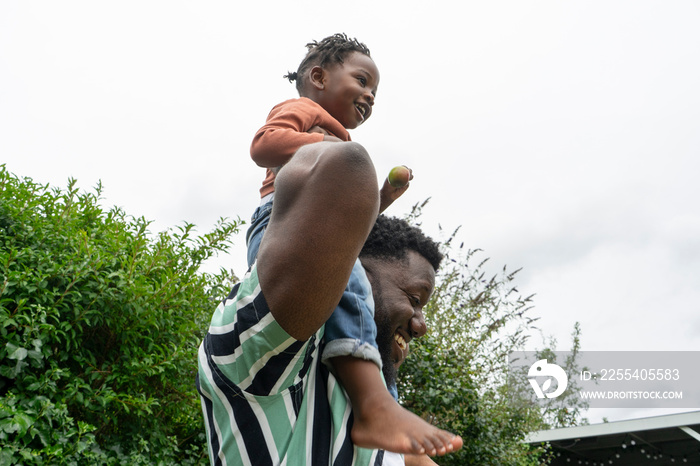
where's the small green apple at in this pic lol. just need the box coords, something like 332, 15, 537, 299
387, 165, 410, 188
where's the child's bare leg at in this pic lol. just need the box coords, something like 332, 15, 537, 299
331, 355, 463, 456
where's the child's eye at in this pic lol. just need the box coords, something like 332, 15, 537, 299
357, 76, 367, 86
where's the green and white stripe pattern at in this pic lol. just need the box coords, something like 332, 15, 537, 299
197, 264, 384, 466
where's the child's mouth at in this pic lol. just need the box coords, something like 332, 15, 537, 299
355, 103, 367, 121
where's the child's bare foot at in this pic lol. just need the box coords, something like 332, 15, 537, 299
331, 356, 462, 456
350, 388, 463, 456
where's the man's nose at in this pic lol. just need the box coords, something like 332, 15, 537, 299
410, 309, 427, 338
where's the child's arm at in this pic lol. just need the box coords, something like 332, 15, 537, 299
251, 101, 326, 168
378, 166, 413, 213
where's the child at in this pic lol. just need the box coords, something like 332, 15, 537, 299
246, 33, 460, 458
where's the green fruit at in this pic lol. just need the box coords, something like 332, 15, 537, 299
388, 166, 410, 188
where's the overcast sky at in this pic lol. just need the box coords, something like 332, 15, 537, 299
2, 1, 699, 424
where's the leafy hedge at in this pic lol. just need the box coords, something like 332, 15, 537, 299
0, 166, 239, 464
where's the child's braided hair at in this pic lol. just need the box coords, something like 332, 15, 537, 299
284, 33, 371, 94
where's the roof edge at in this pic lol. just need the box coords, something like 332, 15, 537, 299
525, 411, 700, 443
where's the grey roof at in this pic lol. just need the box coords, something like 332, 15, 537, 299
526, 411, 700, 465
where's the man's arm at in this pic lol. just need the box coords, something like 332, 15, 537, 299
256, 141, 379, 341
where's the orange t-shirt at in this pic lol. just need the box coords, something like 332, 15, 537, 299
250, 97, 351, 198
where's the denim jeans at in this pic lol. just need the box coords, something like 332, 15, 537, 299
245, 199, 383, 373
245, 199, 273, 269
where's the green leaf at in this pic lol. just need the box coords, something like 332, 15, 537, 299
13, 412, 34, 437
0, 418, 19, 434
6, 344, 27, 361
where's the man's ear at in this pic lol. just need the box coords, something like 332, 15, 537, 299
309, 66, 326, 91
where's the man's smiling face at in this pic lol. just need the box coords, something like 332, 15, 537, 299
362, 250, 436, 386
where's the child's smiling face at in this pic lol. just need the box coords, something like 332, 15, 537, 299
313, 52, 380, 130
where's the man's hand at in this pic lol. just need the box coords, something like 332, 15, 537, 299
379, 165, 413, 214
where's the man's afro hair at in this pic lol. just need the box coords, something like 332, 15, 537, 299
360, 215, 443, 271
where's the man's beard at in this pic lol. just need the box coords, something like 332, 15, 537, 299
373, 284, 398, 389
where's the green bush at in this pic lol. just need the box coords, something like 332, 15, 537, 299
0, 165, 240, 464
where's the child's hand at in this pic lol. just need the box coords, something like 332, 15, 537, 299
379, 165, 413, 214
308, 126, 342, 142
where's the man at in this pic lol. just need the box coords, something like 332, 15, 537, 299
197, 141, 462, 465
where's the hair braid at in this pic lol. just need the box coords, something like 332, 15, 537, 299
285, 33, 371, 93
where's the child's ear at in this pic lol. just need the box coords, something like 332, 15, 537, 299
309, 66, 326, 90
